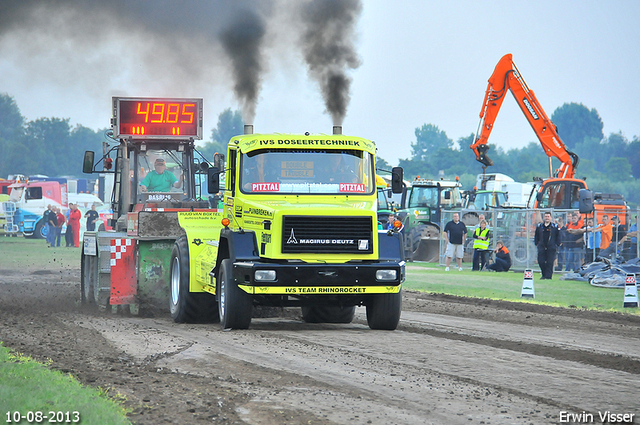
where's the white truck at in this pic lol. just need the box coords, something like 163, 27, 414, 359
475, 173, 536, 208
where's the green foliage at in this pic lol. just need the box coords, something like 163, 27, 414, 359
551, 102, 604, 149
411, 124, 453, 161
200, 108, 244, 160
604, 157, 632, 182
0, 94, 105, 178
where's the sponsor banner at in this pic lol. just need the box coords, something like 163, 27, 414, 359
252, 182, 280, 192
239, 285, 401, 295
339, 183, 365, 193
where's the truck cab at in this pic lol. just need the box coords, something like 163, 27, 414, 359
205, 130, 406, 329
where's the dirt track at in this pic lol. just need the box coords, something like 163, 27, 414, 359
1, 265, 639, 424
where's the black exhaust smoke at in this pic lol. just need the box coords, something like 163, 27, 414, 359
299, 0, 362, 126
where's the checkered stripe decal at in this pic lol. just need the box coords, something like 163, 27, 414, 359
110, 239, 132, 266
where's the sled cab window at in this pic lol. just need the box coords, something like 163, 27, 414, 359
26, 187, 42, 200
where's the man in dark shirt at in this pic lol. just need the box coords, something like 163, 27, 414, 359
444, 212, 467, 271
534, 211, 561, 280
85, 204, 100, 232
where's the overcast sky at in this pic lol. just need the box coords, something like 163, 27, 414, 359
1, 0, 638, 169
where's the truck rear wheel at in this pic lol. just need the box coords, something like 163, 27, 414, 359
218, 258, 252, 329
80, 247, 99, 308
366, 290, 402, 330
170, 237, 218, 323
301, 305, 356, 323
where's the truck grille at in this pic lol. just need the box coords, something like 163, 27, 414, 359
282, 216, 373, 254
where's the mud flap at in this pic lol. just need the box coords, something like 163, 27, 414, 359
110, 238, 137, 305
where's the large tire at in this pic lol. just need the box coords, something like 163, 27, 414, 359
366, 290, 402, 330
81, 247, 99, 308
301, 305, 356, 323
218, 258, 252, 329
170, 237, 219, 323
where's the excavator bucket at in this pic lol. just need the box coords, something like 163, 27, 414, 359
476, 144, 494, 167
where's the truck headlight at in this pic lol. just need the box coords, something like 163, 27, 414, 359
376, 269, 397, 281
255, 270, 277, 281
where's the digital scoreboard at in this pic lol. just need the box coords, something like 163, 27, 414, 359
112, 97, 203, 140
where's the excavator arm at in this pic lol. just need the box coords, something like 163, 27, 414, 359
470, 53, 579, 179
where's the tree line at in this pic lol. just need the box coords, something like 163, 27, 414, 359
1, 93, 638, 207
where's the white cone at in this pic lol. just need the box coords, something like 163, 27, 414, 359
521, 269, 535, 298
623, 274, 639, 308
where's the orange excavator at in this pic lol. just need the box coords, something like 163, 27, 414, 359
470, 53, 587, 210
469, 53, 628, 221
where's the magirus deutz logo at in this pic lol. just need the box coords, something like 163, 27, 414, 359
286, 229, 369, 250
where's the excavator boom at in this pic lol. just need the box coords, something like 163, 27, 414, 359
470, 53, 579, 179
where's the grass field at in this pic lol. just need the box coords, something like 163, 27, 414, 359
0, 236, 79, 271
404, 261, 640, 314
0, 238, 129, 423
0, 344, 130, 425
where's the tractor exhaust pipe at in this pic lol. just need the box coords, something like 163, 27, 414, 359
332, 125, 342, 135
244, 124, 254, 135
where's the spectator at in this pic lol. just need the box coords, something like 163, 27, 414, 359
443, 212, 467, 272
68, 203, 82, 248
386, 213, 403, 232
584, 217, 601, 263
46, 205, 58, 247
534, 211, 561, 280
565, 212, 584, 272
486, 240, 511, 272
85, 204, 100, 232
555, 216, 568, 271
598, 215, 612, 252
55, 207, 65, 248
472, 219, 491, 271
43, 205, 53, 245
600, 216, 627, 259
618, 215, 637, 260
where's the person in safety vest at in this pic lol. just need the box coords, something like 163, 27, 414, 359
472, 219, 491, 271
486, 240, 511, 272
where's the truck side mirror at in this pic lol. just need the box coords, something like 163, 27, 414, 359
444, 191, 451, 200
536, 192, 543, 202
579, 189, 594, 214
391, 167, 403, 194
83, 151, 95, 174
207, 167, 220, 194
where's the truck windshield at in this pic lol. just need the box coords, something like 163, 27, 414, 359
408, 187, 439, 208
239, 149, 374, 195
473, 192, 507, 210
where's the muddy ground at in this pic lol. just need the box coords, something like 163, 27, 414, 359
1, 263, 639, 424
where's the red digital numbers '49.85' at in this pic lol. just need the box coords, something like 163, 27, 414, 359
113, 97, 203, 140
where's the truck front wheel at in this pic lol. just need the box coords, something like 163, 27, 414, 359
170, 237, 218, 323
366, 290, 402, 330
218, 259, 252, 329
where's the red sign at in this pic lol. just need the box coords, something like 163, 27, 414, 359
339, 183, 365, 193
252, 182, 280, 192
626, 275, 636, 284
524, 270, 533, 279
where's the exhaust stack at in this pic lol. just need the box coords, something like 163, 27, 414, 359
332, 125, 342, 135
244, 124, 254, 135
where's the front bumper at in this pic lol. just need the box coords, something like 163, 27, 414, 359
230, 260, 405, 295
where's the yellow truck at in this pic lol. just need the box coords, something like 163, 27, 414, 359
81, 97, 405, 330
